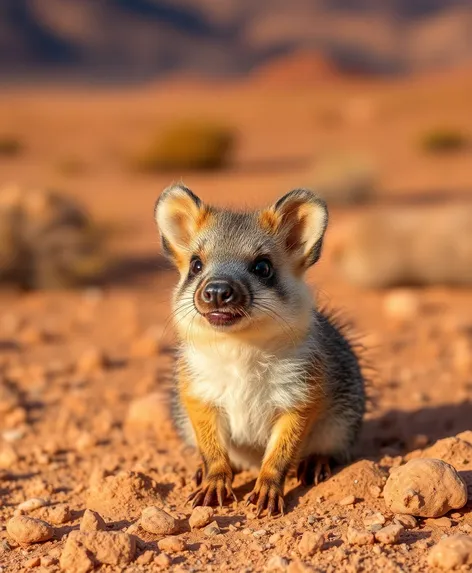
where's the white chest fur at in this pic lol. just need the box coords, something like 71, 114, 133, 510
185, 341, 310, 449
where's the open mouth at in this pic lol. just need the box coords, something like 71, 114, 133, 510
204, 310, 245, 327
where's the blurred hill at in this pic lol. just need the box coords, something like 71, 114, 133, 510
1, 0, 471, 80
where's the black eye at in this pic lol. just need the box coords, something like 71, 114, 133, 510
251, 258, 273, 279
190, 256, 203, 276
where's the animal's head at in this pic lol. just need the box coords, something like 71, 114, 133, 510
155, 184, 328, 346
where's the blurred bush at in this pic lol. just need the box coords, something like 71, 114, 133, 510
310, 152, 377, 205
132, 120, 235, 172
419, 127, 469, 153
0, 135, 22, 157
332, 204, 472, 288
0, 186, 107, 289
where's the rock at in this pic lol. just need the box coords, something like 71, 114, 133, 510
76, 348, 107, 375
425, 517, 453, 528
38, 503, 71, 525
74, 431, 96, 452
298, 531, 324, 556
25, 556, 41, 568
60, 531, 135, 571
269, 532, 282, 545
40, 556, 57, 567
339, 495, 356, 506
363, 512, 386, 530
17, 498, 48, 513
157, 536, 186, 553
383, 458, 467, 517
369, 485, 382, 498
456, 431, 472, 446
374, 524, 404, 545
80, 509, 107, 532
204, 521, 221, 536
420, 437, 472, 473
427, 535, 472, 570
332, 205, 472, 287
155, 553, 172, 567
189, 506, 214, 529
346, 525, 375, 546
383, 290, 419, 322
136, 550, 154, 565
7, 515, 53, 544
394, 514, 417, 529
265, 555, 289, 571
140, 506, 178, 535
86, 471, 163, 521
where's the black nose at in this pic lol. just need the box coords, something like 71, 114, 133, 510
202, 281, 235, 306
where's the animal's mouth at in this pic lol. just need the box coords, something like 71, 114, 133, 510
204, 310, 245, 327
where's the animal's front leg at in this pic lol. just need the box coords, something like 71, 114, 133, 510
180, 384, 236, 507
247, 409, 312, 517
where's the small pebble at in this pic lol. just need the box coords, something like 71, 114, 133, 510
80, 509, 107, 532
363, 512, 386, 530
155, 553, 172, 567
25, 557, 40, 568
428, 534, 472, 570
140, 506, 178, 535
394, 514, 417, 529
374, 524, 404, 545
425, 517, 453, 528
189, 506, 214, 529
7, 516, 53, 544
298, 531, 325, 556
204, 521, 221, 537
157, 536, 186, 553
17, 499, 48, 513
346, 525, 375, 546
339, 495, 356, 506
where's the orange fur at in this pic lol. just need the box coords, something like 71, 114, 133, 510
258, 210, 278, 234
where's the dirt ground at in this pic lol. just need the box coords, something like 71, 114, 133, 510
1, 68, 472, 572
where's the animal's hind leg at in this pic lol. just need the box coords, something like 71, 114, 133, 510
297, 455, 332, 486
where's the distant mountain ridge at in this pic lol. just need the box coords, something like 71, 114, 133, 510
0, 0, 471, 79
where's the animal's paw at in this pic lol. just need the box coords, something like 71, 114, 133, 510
246, 477, 285, 518
297, 455, 332, 486
187, 470, 237, 508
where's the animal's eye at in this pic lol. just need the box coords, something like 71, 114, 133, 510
251, 258, 273, 279
190, 256, 203, 276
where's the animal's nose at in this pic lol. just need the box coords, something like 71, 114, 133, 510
202, 281, 235, 306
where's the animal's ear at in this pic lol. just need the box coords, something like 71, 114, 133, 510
154, 184, 207, 264
261, 189, 328, 269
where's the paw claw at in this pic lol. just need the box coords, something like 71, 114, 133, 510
246, 479, 284, 518
187, 471, 234, 509
298, 455, 332, 486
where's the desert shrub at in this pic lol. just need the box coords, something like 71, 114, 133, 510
419, 128, 468, 153
0, 135, 22, 157
0, 185, 107, 289
309, 152, 377, 206
132, 120, 235, 172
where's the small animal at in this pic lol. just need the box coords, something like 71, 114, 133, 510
155, 184, 365, 517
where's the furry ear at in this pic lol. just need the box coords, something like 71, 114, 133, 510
263, 189, 328, 269
154, 184, 206, 264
